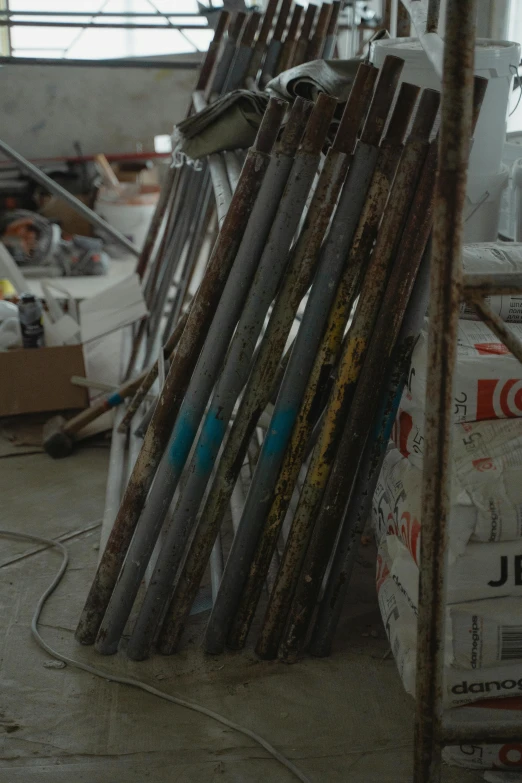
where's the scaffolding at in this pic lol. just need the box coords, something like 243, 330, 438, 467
398, 0, 522, 780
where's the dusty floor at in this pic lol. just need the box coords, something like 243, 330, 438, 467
0, 432, 485, 782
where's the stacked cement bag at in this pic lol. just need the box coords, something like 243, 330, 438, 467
372, 242, 522, 770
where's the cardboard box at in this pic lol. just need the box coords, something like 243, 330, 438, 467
0, 344, 88, 416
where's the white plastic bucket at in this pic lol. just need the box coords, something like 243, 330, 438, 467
370, 37, 521, 177
463, 165, 509, 243
95, 185, 159, 253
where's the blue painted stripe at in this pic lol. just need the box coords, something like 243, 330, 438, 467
263, 408, 297, 458
194, 413, 226, 475
107, 392, 124, 407
168, 412, 197, 471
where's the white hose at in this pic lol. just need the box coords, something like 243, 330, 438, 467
0, 528, 311, 783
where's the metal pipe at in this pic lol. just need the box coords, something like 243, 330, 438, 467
0, 138, 139, 257
414, 2, 477, 777
223, 11, 260, 92
309, 241, 433, 658
0, 56, 202, 69
291, 3, 318, 67
206, 68, 394, 656
74, 98, 286, 648
275, 4, 304, 75
322, 1, 342, 59
229, 86, 439, 653
271, 82, 420, 664
426, 0, 441, 33
245, 0, 280, 82
158, 60, 392, 658
154, 66, 376, 652
462, 272, 522, 297
0, 19, 210, 29
279, 138, 440, 665
254, 57, 410, 661
125, 95, 336, 662
195, 11, 230, 92
207, 12, 246, 98
469, 295, 522, 363
88, 99, 309, 659
305, 2, 332, 61
259, 0, 293, 85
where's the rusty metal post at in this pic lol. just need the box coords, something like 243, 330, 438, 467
207, 12, 246, 98
292, 3, 318, 67
322, 1, 341, 59
245, 0, 280, 82
124, 95, 336, 662
305, 2, 332, 61
157, 65, 379, 656
414, 1, 476, 780
195, 10, 231, 93
426, 0, 441, 33
89, 100, 310, 659
275, 4, 304, 74
227, 87, 439, 652
260, 0, 293, 85
205, 68, 396, 656
269, 82, 420, 664
74, 98, 286, 647
254, 59, 411, 661
310, 241, 434, 657
223, 11, 261, 92
279, 139, 441, 665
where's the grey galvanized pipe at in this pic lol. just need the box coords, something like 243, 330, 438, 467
75, 98, 286, 648
223, 11, 260, 92
125, 95, 337, 661
208, 12, 246, 97
157, 63, 380, 657
0, 138, 139, 257
259, 0, 292, 85
92, 97, 311, 657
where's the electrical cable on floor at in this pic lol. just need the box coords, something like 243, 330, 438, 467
0, 528, 311, 783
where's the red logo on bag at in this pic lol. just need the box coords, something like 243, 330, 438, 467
472, 457, 496, 472
475, 342, 511, 355
476, 378, 522, 420
376, 554, 390, 592
400, 511, 421, 565
394, 409, 413, 457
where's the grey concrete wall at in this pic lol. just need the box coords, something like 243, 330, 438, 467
0, 61, 197, 159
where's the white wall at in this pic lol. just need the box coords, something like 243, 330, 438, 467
0, 60, 197, 159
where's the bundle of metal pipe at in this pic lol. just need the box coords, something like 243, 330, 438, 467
76, 11, 457, 665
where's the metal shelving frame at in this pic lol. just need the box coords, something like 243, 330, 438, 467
395, 0, 522, 780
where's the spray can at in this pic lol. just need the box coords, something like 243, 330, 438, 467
18, 293, 44, 348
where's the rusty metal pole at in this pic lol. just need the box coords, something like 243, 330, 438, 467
227, 87, 440, 652
157, 64, 379, 656
279, 139, 441, 665
414, 1, 476, 780
268, 83, 420, 664
309, 242, 434, 658
74, 98, 286, 647
305, 2, 332, 61
207, 12, 246, 98
322, 1, 341, 59
205, 70, 405, 657
89, 100, 310, 658
223, 11, 261, 92
124, 95, 336, 662
291, 3, 318, 67
253, 60, 412, 661
245, 0, 280, 83
275, 4, 304, 74
259, 0, 293, 86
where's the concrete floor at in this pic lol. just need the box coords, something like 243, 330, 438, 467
0, 434, 485, 782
